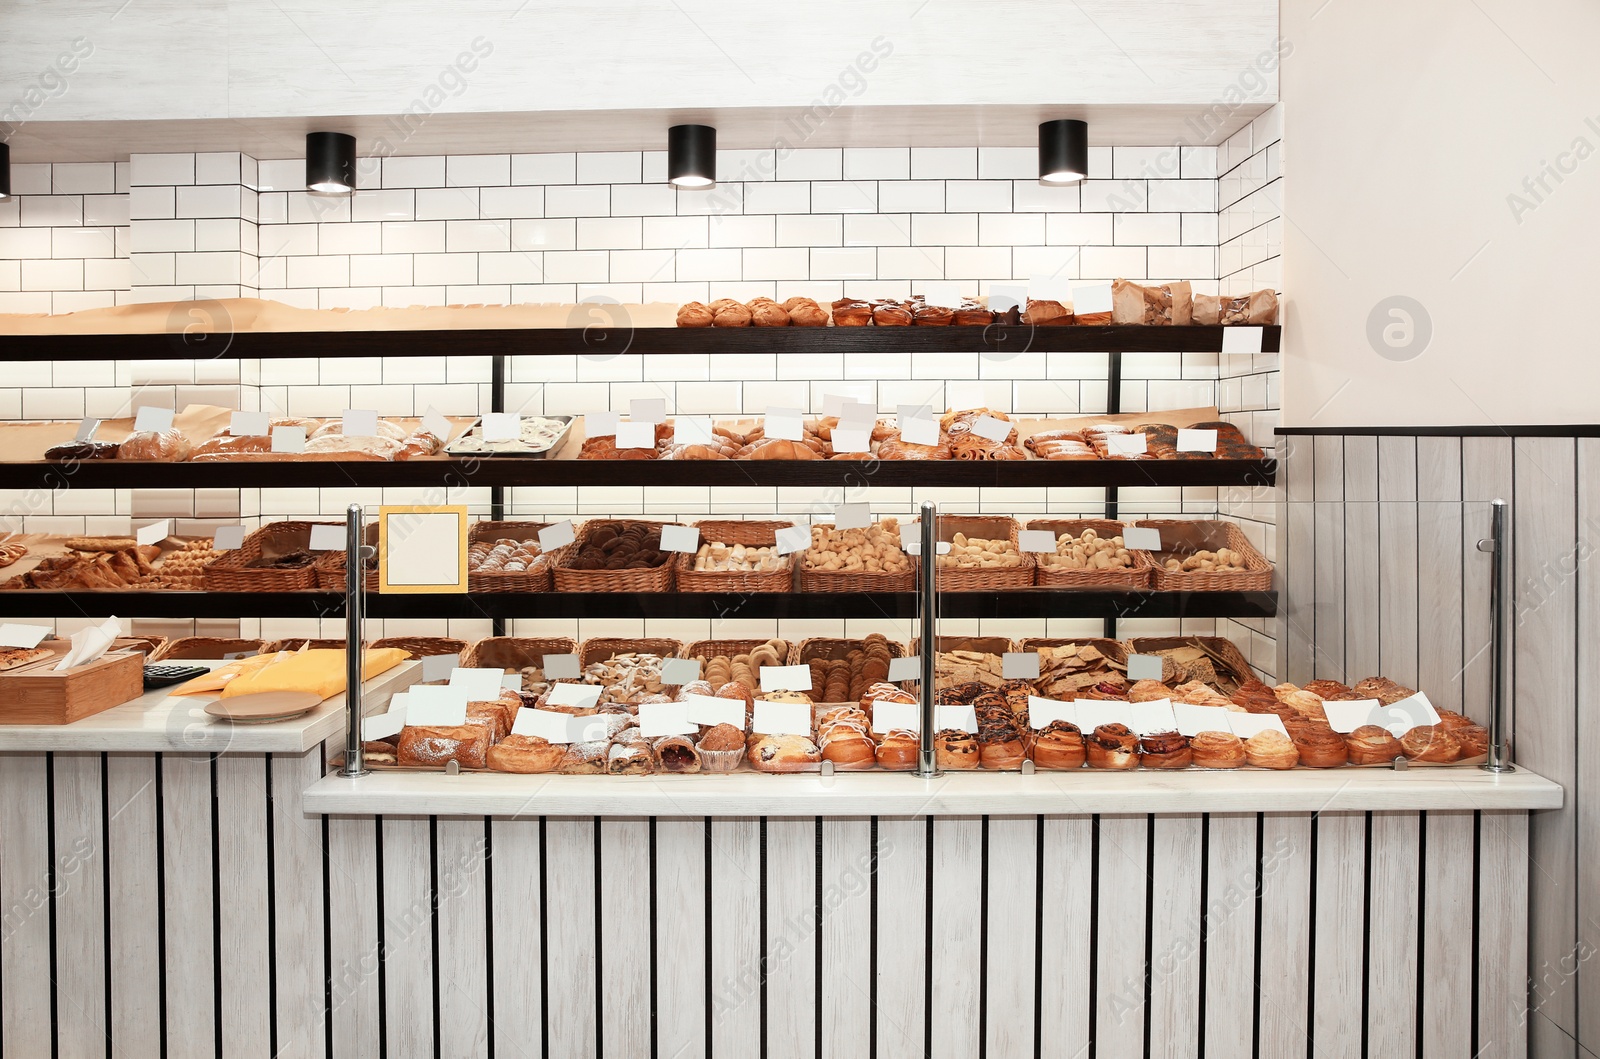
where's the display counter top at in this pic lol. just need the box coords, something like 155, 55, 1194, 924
0, 660, 420, 754
302, 762, 1563, 818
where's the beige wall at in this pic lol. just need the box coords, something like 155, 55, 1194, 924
1280, 0, 1600, 426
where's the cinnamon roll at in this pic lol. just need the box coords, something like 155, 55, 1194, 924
1138, 731, 1192, 769
1291, 727, 1349, 768
1031, 720, 1085, 769
1401, 725, 1461, 763
1189, 731, 1245, 769
1087, 723, 1139, 769
934, 729, 980, 770
1343, 724, 1403, 765
1243, 730, 1298, 769
831, 298, 872, 326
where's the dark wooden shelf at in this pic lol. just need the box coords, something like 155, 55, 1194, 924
0, 589, 1277, 621
0, 324, 1281, 361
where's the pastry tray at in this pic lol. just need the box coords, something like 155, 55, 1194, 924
443, 415, 574, 457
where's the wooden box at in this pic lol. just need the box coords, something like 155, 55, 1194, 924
0, 644, 145, 725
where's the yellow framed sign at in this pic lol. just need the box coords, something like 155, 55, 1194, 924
376, 505, 469, 594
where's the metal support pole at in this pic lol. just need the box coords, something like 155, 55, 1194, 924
1477, 498, 1514, 773
339, 504, 371, 778
916, 500, 942, 778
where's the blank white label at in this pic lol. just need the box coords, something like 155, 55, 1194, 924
1122, 527, 1161, 551
405, 685, 471, 727
629, 398, 666, 425
752, 701, 812, 736
309, 524, 346, 551
481, 412, 520, 442
971, 415, 1013, 443
382, 510, 465, 589
1177, 428, 1218, 453
568, 714, 614, 743
1002, 652, 1041, 679
1173, 703, 1235, 737
420, 653, 458, 683
660, 658, 701, 685
1072, 283, 1113, 315
1074, 701, 1128, 732
839, 400, 876, 425
683, 695, 745, 728
1027, 696, 1078, 729
934, 704, 979, 734
133, 406, 174, 432
542, 653, 581, 680
545, 682, 601, 708
0, 624, 50, 649
921, 281, 961, 309
586, 411, 619, 437
659, 524, 700, 553
1221, 326, 1265, 353
615, 421, 655, 449
135, 519, 171, 547
513, 708, 572, 741
538, 521, 576, 551
1018, 530, 1056, 554
342, 409, 379, 438
1322, 699, 1384, 734
271, 426, 306, 453
887, 656, 922, 682
1226, 713, 1287, 738
759, 664, 813, 692
1125, 654, 1164, 681
363, 710, 406, 742
765, 407, 805, 441
833, 503, 871, 531
421, 408, 452, 440
502, 673, 523, 691
988, 284, 1027, 313
1126, 699, 1178, 736
448, 667, 505, 702
774, 525, 811, 555
638, 701, 696, 738
1381, 692, 1441, 733
74, 418, 101, 442
213, 525, 246, 551
1105, 433, 1148, 456
675, 416, 715, 446
230, 410, 270, 436
897, 404, 937, 446
1028, 274, 1071, 302
871, 701, 921, 733
831, 427, 870, 454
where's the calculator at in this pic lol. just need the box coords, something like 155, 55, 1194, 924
143, 664, 208, 690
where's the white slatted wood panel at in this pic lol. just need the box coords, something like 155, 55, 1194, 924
875, 817, 928, 1059
381, 816, 436, 1058
1310, 812, 1365, 1059
1311, 436, 1347, 680
489, 817, 543, 1059
985, 816, 1039, 1059
930, 817, 983, 1059
272, 749, 329, 1059
1377, 435, 1420, 686
162, 755, 217, 1059
1343, 436, 1381, 682
599, 817, 652, 1059
327, 816, 380, 1059
1094, 814, 1149, 1059
709, 817, 761, 1056
655, 818, 706, 1059
1256, 813, 1311, 1058
1478, 811, 1530, 1059
1578, 439, 1600, 1056
545, 817, 598, 1057
1281, 434, 1318, 684
1146, 814, 1201, 1059
1460, 437, 1513, 720
0, 753, 53, 1055
435, 818, 490, 1058
107, 754, 163, 1057
1202, 813, 1257, 1058
1367, 811, 1419, 1055
1421, 811, 1474, 1058
1038, 816, 1092, 1059
216, 753, 272, 1058
766, 817, 817, 1059
1416, 437, 1465, 712
821, 816, 873, 1059
51, 752, 107, 1057
1514, 437, 1579, 1059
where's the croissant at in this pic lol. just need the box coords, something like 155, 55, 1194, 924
745, 438, 822, 460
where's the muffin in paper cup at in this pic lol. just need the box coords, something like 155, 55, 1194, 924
698, 748, 744, 773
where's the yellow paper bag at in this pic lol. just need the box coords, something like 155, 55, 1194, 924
169, 652, 284, 695
219, 648, 408, 700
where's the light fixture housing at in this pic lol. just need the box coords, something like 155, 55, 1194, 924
668, 124, 716, 189
306, 132, 357, 194
0, 142, 10, 201
1038, 119, 1089, 185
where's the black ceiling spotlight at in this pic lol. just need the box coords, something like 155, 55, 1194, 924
0, 142, 10, 201
1038, 119, 1089, 185
668, 124, 716, 189
306, 131, 357, 194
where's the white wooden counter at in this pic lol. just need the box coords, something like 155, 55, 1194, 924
303, 761, 1563, 817
0, 659, 419, 754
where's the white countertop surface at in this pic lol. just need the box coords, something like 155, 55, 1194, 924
0, 660, 421, 754
303, 762, 1564, 818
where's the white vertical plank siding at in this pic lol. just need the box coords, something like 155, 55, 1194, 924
1577, 440, 1600, 1056
489, 816, 544, 1059
1416, 436, 1465, 711
875, 817, 929, 1059
272, 749, 329, 1059
599, 817, 652, 1059
161, 755, 217, 1059
1281, 434, 1317, 684
1366, 811, 1420, 1056
381, 816, 436, 1058
1342, 436, 1381, 682
1094, 814, 1149, 1059
51, 752, 108, 1058
765, 817, 818, 1059
327, 815, 381, 1059
1038, 816, 1093, 1059
1146, 814, 1201, 1059
709, 817, 762, 1057
821, 816, 874, 1059
544, 817, 599, 1058
1459, 437, 1513, 721
929, 817, 983, 1059
216, 753, 272, 1058
435, 818, 490, 1059
0, 753, 54, 1056
1421, 810, 1474, 1059
655, 818, 707, 1059
985, 816, 1039, 1059
1311, 436, 1347, 680
1256, 813, 1312, 1058
1202, 813, 1257, 1058
1478, 811, 1530, 1059
1377, 435, 1420, 686
107, 753, 163, 1057
1310, 812, 1365, 1059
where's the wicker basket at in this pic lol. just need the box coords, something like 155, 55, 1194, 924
909, 636, 1016, 657
1125, 636, 1257, 691
371, 636, 469, 661
793, 636, 908, 698
205, 521, 337, 592
467, 520, 558, 594
917, 515, 1034, 591
552, 519, 679, 593
260, 637, 354, 653
113, 635, 167, 656
1017, 636, 1129, 665
1026, 519, 1156, 590
794, 521, 915, 593
149, 636, 264, 661
579, 637, 682, 667
675, 520, 797, 593
460, 637, 579, 674
683, 639, 786, 662
1135, 519, 1273, 593
314, 524, 378, 592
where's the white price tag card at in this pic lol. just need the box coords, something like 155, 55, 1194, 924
1002, 651, 1041, 679
538, 520, 576, 551
839, 399, 877, 425
1074, 700, 1128, 732
405, 684, 471, 727
659, 524, 700, 554
1173, 703, 1235, 737
615, 421, 655, 449
774, 525, 811, 555
1381, 692, 1441, 733
675, 416, 715, 446
921, 281, 961, 309
585, 410, 619, 437
513, 708, 573, 742
934, 704, 979, 734
74, 418, 101, 442
545, 682, 602, 708
971, 415, 1013, 444
660, 658, 701, 685
503, 673, 523, 691
342, 409, 379, 438
1072, 283, 1113, 315
629, 398, 666, 425
135, 519, 171, 547
0, 624, 50, 649
1105, 432, 1148, 456
309, 524, 346, 551
764, 407, 805, 442
213, 525, 246, 551
870, 700, 921, 734
421, 407, 453, 441
897, 404, 938, 447
1027, 696, 1079, 729
759, 664, 813, 693
363, 710, 407, 742
1018, 530, 1057, 554
473, 412, 515, 443
638, 701, 697, 738
833, 503, 871, 531
270, 425, 306, 453
831, 427, 870, 454
1126, 699, 1178, 736
988, 284, 1027, 313
1226, 713, 1288, 738
230, 410, 270, 436
683, 695, 746, 728
1122, 527, 1161, 551
822, 393, 848, 418
1177, 428, 1219, 453
420, 652, 458, 684
1125, 654, 1164, 681
449, 667, 506, 702
542, 653, 581, 680
1322, 698, 1384, 734
568, 714, 615, 743
133, 405, 174, 432
752, 701, 812, 736
1221, 326, 1265, 354
1028, 274, 1071, 302
887, 656, 922, 682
